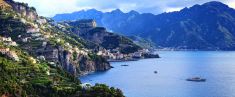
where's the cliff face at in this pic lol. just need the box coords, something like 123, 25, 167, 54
77, 55, 110, 75
5, 0, 38, 20
39, 44, 110, 76
0, 0, 11, 9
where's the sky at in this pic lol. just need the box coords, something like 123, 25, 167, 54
14, 0, 235, 17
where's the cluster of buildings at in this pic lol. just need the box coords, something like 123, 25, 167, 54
97, 49, 124, 60
24, 22, 90, 66
26, 27, 47, 41
0, 47, 19, 61
23, 26, 53, 48
21, 27, 40, 43
56, 23, 68, 32
24, 19, 53, 43
36, 18, 47, 25
0, 36, 19, 61
63, 41, 88, 56
71, 47, 88, 56
0, 37, 18, 46
97, 48, 151, 60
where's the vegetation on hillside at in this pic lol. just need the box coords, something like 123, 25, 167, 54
0, 0, 125, 96
0, 47, 124, 97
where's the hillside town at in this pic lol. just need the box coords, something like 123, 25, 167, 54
97, 48, 159, 61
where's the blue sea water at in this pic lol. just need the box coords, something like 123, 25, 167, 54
80, 51, 235, 97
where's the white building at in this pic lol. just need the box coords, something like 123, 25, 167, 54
65, 43, 72, 49
35, 37, 45, 41
4, 41, 18, 46
56, 38, 61, 42
22, 37, 30, 42
0, 37, 18, 46
42, 42, 47, 47
0, 37, 12, 42
37, 55, 45, 61
6, 51, 19, 61
37, 18, 47, 25
97, 51, 103, 56
20, 18, 26, 24
81, 83, 92, 90
44, 35, 50, 39
133, 52, 142, 58
0, 48, 10, 54
116, 53, 124, 59
0, 47, 19, 61
31, 33, 41, 37
29, 57, 37, 64
27, 28, 40, 33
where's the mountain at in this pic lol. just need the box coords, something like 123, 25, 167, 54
62, 19, 142, 54
53, 9, 104, 26
0, 0, 124, 96
53, 1, 235, 50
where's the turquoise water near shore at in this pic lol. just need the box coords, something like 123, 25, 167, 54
80, 51, 235, 97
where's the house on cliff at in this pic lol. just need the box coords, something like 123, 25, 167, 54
0, 47, 19, 61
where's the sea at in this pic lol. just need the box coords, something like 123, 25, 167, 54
80, 51, 235, 97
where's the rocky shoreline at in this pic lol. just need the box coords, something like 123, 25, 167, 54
79, 53, 160, 76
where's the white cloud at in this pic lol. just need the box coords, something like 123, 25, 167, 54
226, 0, 235, 8
165, 7, 183, 13
14, 0, 235, 17
14, 0, 83, 17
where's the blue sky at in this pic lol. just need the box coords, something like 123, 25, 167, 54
15, 0, 235, 17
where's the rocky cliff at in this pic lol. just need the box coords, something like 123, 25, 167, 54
38, 44, 110, 76
0, 0, 11, 9
5, 0, 38, 20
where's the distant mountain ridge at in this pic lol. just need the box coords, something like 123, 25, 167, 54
53, 1, 235, 50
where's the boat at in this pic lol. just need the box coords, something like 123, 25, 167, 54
121, 64, 129, 66
154, 71, 158, 74
186, 77, 206, 82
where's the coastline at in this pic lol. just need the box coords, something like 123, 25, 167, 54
107, 59, 139, 62
107, 56, 160, 62
79, 57, 160, 76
